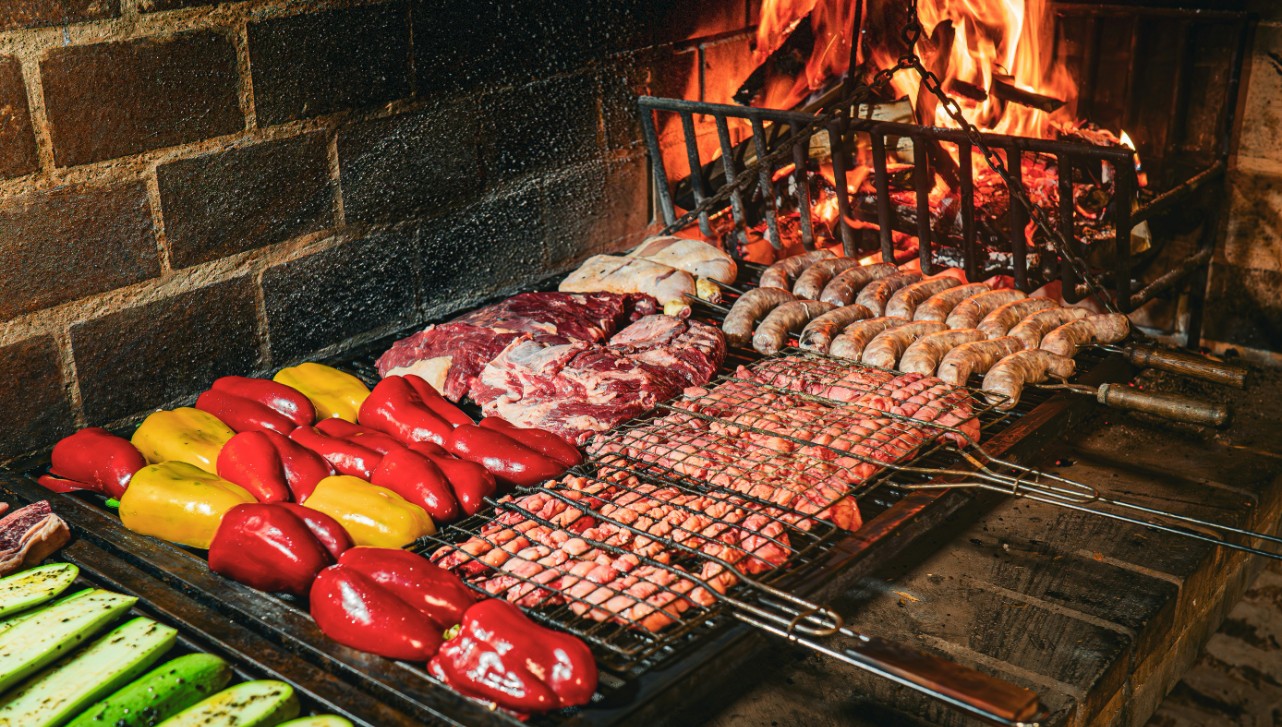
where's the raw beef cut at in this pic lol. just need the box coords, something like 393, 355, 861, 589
0, 501, 70, 577
470, 316, 726, 444
375, 292, 658, 401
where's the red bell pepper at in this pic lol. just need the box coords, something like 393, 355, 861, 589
337, 548, 474, 630
208, 503, 336, 597
358, 376, 455, 447
289, 426, 383, 480
446, 425, 566, 489
38, 427, 146, 499
369, 448, 459, 523
429, 599, 597, 713
275, 502, 353, 560
315, 419, 406, 456
217, 430, 333, 503
195, 376, 316, 434
310, 565, 443, 660
478, 417, 582, 468
401, 376, 473, 428
409, 443, 496, 516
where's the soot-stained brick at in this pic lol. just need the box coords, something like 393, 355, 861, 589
0, 336, 73, 461
159, 133, 333, 268
481, 73, 600, 180
41, 30, 242, 167
0, 181, 158, 319
249, 3, 411, 125
263, 231, 420, 363
71, 278, 262, 423
338, 100, 482, 225
418, 185, 548, 313
0, 1, 119, 32
0, 56, 37, 179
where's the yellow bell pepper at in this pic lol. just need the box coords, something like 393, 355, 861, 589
119, 462, 257, 549
131, 407, 235, 473
302, 475, 434, 548
273, 363, 370, 422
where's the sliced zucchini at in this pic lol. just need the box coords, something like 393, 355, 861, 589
0, 616, 176, 726
277, 717, 354, 727
157, 680, 300, 727
0, 563, 78, 619
0, 588, 136, 693
67, 652, 234, 727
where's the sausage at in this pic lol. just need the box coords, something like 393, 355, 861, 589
753, 300, 836, 355
1040, 313, 1131, 357
936, 336, 1025, 386
977, 297, 1058, 338
1008, 306, 1091, 349
885, 277, 962, 320
792, 258, 863, 299
913, 283, 991, 322
722, 287, 796, 347
818, 263, 900, 305
982, 350, 1077, 410
759, 249, 835, 290
861, 321, 948, 369
898, 329, 987, 375
798, 304, 874, 353
854, 272, 922, 316
828, 317, 909, 360
945, 288, 1027, 329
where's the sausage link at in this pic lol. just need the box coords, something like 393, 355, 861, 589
898, 328, 987, 375
885, 277, 962, 320
937, 336, 1025, 386
759, 249, 835, 290
861, 321, 948, 369
855, 272, 922, 316
1008, 306, 1090, 349
753, 300, 837, 355
1040, 313, 1131, 357
793, 258, 864, 299
799, 304, 874, 353
818, 263, 900, 305
913, 283, 991, 322
722, 287, 796, 347
945, 288, 1027, 329
977, 297, 1058, 338
982, 350, 1077, 410
828, 317, 909, 360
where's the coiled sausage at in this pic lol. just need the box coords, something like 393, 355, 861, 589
828, 317, 909, 360
977, 297, 1058, 338
861, 321, 948, 369
914, 283, 991, 322
982, 350, 1077, 410
722, 287, 795, 347
1040, 313, 1131, 357
855, 272, 922, 316
1008, 306, 1090, 349
753, 300, 837, 355
898, 328, 987, 375
759, 249, 834, 290
936, 336, 1025, 386
885, 277, 962, 320
818, 263, 899, 305
799, 304, 874, 353
945, 288, 1027, 329
793, 258, 864, 300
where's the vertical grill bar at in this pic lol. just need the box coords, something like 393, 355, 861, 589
911, 136, 933, 275
714, 116, 750, 251
1057, 153, 1081, 303
750, 117, 783, 250
1113, 166, 1135, 308
639, 106, 676, 227
1007, 147, 1028, 290
958, 141, 978, 282
792, 136, 816, 250
870, 132, 895, 262
680, 112, 715, 238
828, 121, 859, 255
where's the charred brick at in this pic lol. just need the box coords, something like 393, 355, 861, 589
138, 0, 217, 10
481, 74, 599, 180
0, 182, 158, 319
0, 56, 37, 179
0, 336, 73, 461
418, 186, 548, 314
159, 133, 332, 269
1203, 263, 1282, 351
41, 31, 241, 167
250, 3, 411, 126
338, 100, 482, 225
0, 1, 119, 32
263, 231, 419, 363
71, 278, 262, 423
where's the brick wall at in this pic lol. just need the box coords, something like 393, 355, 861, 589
0, 0, 758, 462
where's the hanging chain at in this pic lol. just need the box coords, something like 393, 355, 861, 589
896, 0, 1122, 312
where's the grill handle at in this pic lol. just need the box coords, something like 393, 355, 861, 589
1124, 344, 1249, 388
1096, 384, 1230, 427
